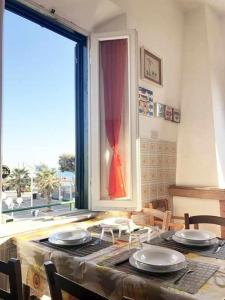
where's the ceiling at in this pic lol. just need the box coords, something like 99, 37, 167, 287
24, 0, 123, 32
176, 0, 225, 16
23, 0, 225, 32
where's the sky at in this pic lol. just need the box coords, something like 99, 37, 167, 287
3, 11, 76, 169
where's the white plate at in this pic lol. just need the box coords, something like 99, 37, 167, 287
129, 255, 187, 273
48, 235, 92, 246
53, 229, 90, 242
172, 235, 218, 247
133, 246, 186, 267
175, 229, 216, 241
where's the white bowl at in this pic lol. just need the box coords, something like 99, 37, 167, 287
133, 246, 186, 268
129, 255, 187, 273
175, 229, 216, 242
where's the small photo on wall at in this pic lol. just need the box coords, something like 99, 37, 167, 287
141, 47, 163, 86
138, 87, 154, 117
173, 108, 181, 123
164, 105, 173, 121
154, 102, 165, 118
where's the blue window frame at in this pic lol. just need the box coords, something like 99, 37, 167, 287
5, 0, 88, 209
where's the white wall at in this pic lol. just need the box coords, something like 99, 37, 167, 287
93, 13, 127, 32
176, 6, 218, 187
174, 6, 225, 228
97, 0, 184, 142
0, 0, 4, 223
206, 8, 225, 188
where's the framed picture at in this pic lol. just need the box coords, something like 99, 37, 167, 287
138, 86, 154, 117
154, 102, 165, 118
173, 108, 181, 123
164, 105, 173, 121
141, 47, 162, 86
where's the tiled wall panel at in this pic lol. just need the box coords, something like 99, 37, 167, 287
140, 138, 177, 208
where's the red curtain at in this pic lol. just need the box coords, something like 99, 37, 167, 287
100, 39, 127, 198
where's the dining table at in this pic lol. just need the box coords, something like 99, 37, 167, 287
5, 217, 225, 300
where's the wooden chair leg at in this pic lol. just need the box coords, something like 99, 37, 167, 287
184, 213, 190, 229
23, 284, 31, 300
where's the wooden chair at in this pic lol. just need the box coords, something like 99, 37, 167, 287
0, 258, 23, 300
145, 200, 184, 231
146, 199, 169, 211
44, 261, 108, 300
184, 213, 225, 230
131, 208, 172, 231
168, 222, 184, 231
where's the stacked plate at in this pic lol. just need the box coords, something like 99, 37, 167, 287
172, 229, 218, 247
130, 246, 187, 273
48, 229, 92, 246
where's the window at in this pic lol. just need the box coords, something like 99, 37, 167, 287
0, 0, 88, 220
90, 30, 141, 211
99, 38, 130, 200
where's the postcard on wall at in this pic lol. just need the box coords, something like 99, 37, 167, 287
154, 102, 165, 118
173, 108, 181, 123
138, 86, 154, 117
164, 105, 173, 121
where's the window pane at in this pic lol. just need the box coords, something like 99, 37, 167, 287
3, 11, 76, 218
99, 38, 130, 200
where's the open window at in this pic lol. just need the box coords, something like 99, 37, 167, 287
90, 30, 140, 211
0, 0, 88, 222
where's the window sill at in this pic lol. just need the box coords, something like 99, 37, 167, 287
0, 210, 98, 239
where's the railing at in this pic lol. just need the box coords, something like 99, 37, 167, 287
2, 200, 75, 214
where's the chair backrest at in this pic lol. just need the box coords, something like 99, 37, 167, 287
4, 197, 14, 209
131, 208, 172, 230
142, 208, 172, 230
44, 261, 108, 300
146, 199, 169, 211
0, 258, 23, 300
184, 213, 225, 229
16, 197, 23, 206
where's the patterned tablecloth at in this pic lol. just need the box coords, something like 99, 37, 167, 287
2, 219, 225, 300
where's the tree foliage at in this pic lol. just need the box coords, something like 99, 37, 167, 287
58, 154, 75, 173
5, 168, 31, 197
35, 166, 60, 204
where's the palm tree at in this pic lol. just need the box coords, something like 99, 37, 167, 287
6, 168, 31, 198
35, 166, 60, 205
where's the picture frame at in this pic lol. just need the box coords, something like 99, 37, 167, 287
173, 108, 181, 123
164, 105, 173, 121
141, 47, 162, 86
138, 86, 154, 117
154, 102, 165, 118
